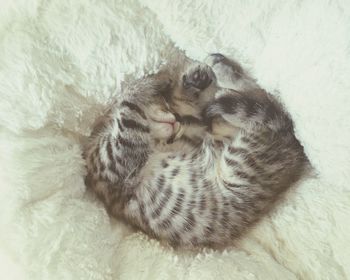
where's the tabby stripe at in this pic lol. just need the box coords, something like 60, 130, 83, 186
224, 156, 239, 167
115, 155, 125, 167
233, 191, 252, 205
230, 227, 240, 239
183, 212, 196, 232
235, 170, 251, 179
227, 146, 247, 155
149, 176, 165, 205
106, 140, 114, 162
157, 175, 165, 192
171, 232, 181, 245
191, 152, 199, 161
158, 218, 172, 229
152, 187, 172, 219
151, 207, 162, 219
235, 171, 257, 184
244, 98, 259, 117
190, 237, 199, 246
202, 180, 211, 189
240, 136, 250, 143
109, 161, 121, 177
171, 168, 180, 177
121, 101, 147, 119
117, 119, 124, 132
210, 192, 219, 220
149, 189, 158, 204
189, 195, 196, 206
121, 118, 150, 133
193, 184, 199, 194
241, 135, 261, 147
199, 193, 206, 213
229, 198, 246, 212
99, 158, 106, 173
180, 115, 203, 125
215, 95, 238, 114
138, 152, 149, 169
138, 201, 149, 226
190, 172, 197, 184
181, 135, 198, 146
205, 224, 215, 235
166, 135, 176, 144
223, 180, 243, 189
115, 138, 120, 149
105, 137, 123, 175
117, 135, 147, 148
161, 160, 169, 168
221, 211, 230, 228
244, 154, 264, 172
171, 192, 184, 216
84, 174, 94, 189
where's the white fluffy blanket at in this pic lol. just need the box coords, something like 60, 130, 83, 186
1, 0, 349, 279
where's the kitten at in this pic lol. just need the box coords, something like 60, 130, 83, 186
83, 54, 308, 248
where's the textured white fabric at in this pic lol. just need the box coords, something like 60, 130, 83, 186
0, 0, 349, 279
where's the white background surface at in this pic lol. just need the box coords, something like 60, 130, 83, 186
0, 0, 349, 279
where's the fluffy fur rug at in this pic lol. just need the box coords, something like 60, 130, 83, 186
0, 0, 349, 279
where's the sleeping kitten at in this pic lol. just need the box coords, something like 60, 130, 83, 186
83, 54, 308, 248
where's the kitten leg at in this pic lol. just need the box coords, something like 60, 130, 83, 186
204, 88, 293, 135
203, 54, 292, 133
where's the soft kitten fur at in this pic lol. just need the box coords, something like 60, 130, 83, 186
83, 54, 308, 248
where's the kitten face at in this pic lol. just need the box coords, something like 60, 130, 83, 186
135, 67, 211, 146
147, 62, 221, 145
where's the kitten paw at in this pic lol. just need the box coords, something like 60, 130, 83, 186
182, 64, 214, 90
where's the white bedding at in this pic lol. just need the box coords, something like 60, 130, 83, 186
0, 0, 349, 279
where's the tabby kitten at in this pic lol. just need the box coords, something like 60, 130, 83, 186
83, 54, 307, 248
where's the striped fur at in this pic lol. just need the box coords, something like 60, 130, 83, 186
83, 54, 308, 248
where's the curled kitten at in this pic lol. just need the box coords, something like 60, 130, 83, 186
83, 54, 308, 248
